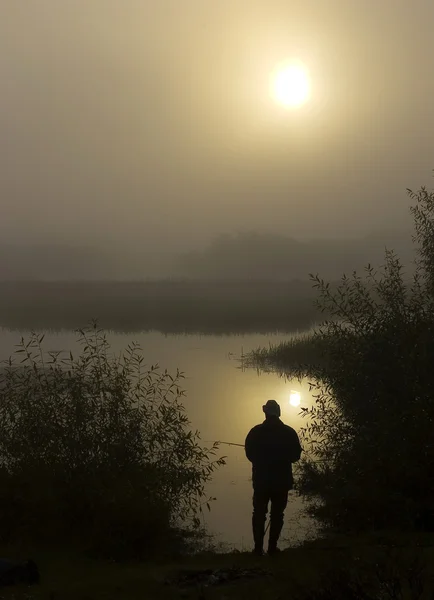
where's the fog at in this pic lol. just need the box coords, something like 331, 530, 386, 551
1, 1, 434, 270
0, 230, 415, 281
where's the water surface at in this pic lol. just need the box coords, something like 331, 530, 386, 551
0, 329, 316, 549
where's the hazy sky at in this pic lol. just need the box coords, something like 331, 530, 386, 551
1, 1, 434, 250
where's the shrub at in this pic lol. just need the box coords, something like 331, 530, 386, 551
248, 182, 434, 533
0, 324, 225, 558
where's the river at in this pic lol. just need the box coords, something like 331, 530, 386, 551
0, 328, 317, 550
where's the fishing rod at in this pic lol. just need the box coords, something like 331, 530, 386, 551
205, 441, 245, 448
206, 440, 331, 463
206, 441, 274, 534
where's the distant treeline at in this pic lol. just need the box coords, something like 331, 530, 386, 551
177, 231, 415, 280
0, 280, 320, 334
0, 230, 414, 282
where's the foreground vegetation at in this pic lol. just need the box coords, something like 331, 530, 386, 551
0, 325, 225, 560
248, 183, 434, 536
0, 280, 318, 334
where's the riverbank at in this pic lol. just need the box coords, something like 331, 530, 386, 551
4, 531, 434, 599
0, 280, 320, 334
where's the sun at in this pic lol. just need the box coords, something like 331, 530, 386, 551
271, 61, 311, 108
289, 390, 301, 408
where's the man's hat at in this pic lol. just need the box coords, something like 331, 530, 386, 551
262, 399, 281, 417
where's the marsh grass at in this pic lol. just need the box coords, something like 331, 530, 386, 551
245, 332, 329, 378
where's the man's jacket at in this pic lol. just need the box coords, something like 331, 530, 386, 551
245, 417, 302, 490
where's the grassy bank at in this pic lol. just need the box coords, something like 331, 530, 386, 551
0, 280, 319, 334
245, 333, 328, 378
3, 532, 434, 599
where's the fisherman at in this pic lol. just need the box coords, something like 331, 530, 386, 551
245, 399, 302, 556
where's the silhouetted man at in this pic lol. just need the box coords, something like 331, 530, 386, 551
245, 399, 302, 555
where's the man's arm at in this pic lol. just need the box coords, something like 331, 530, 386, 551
288, 428, 302, 463
245, 427, 259, 463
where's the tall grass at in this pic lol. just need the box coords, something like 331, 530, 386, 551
245, 333, 329, 378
